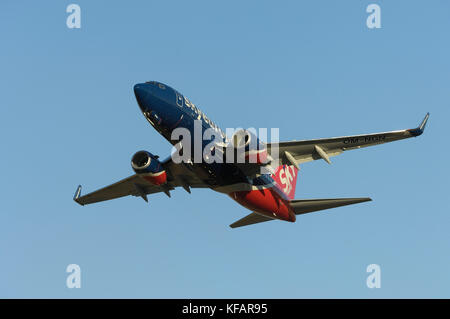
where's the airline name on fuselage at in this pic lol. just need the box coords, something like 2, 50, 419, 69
179, 94, 226, 139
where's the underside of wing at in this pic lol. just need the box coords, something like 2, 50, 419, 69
73, 174, 171, 205
290, 197, 372, 215
230, 212, 275, 228
268, 113, 429, 166
74, 157, 208, 206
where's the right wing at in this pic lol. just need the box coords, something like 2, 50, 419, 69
268, 113, 429, 166
74, 158, 208, 206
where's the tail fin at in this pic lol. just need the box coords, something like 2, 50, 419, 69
271, 164, 299, 200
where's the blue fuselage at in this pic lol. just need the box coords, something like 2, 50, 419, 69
133, 81, 253, 188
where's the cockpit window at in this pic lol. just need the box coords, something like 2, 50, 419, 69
145, 81, 166, 90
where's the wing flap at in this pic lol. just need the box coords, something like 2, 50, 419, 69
290, 197, 372, 215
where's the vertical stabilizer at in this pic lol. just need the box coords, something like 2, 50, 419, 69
271, 165, 299, 200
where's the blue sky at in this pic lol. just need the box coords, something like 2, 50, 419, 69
1, 1, 449, 298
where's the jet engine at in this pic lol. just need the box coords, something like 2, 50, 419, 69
230, 129, 269, 165
131, 151, 167, 185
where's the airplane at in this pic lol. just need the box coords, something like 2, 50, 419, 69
73, 80, 429, 228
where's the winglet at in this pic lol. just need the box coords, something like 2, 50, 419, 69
73, 185, 83, 205
408, 113, 430, 137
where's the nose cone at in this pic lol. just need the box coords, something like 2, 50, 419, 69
133, 81, 182, 132
134, 83, 150, 110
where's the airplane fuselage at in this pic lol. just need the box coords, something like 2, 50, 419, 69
133, 81, 296, 223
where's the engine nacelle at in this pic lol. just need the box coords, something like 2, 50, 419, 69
230, 129, 269, 165
131, 151, 167, 185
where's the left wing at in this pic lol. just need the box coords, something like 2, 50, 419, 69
74, 158, 208, 206
73, 174, 169, 205
268, 113, 429, 166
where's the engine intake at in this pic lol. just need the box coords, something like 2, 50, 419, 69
131, 151, 167, 185
230, 129, 269, 165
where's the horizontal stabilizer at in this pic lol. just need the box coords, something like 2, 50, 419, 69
290, 197, 372, 215
230, 212, 275, 228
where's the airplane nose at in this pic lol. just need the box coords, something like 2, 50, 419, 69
134, 83, 148, 101
133, 81, 182, 131
134, 83, 152, 111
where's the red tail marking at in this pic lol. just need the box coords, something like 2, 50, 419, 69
272, 164, 299, 200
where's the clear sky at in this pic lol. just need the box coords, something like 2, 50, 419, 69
1, 1, 449, 298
